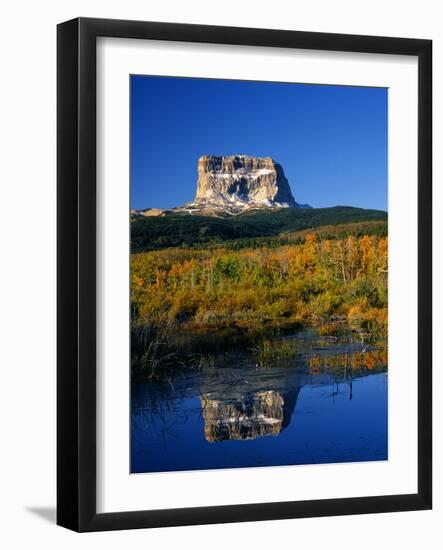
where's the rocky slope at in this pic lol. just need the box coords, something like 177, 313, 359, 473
133, 154, 309, 217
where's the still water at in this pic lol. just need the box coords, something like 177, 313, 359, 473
131, 330, 387, 473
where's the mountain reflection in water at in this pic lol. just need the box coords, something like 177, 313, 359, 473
202, 382, 300, 443
202, 390, 290, 442
131, 329, 388, 473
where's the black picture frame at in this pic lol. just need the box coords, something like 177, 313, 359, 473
57, 17, 432, 532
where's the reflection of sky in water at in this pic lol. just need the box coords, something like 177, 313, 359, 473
131, 364, 387, 473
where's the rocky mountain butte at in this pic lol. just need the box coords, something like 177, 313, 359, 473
133, 154, 310, 217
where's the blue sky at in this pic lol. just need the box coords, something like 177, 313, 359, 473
130, 76, 387, 211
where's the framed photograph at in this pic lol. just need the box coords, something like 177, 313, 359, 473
57, 17, 432, 531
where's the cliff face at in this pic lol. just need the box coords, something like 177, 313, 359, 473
194, 155, 297, 211
133, 154, 308, 218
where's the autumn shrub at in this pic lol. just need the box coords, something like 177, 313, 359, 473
137, 291, 171, 324
361, 306, 388, 336
169, 290, 201, 322
307, 290, 343, 327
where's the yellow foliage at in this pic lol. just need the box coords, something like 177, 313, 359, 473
131, 234, 388, 333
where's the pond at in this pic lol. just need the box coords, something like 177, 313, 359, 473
131, 328, 387, 473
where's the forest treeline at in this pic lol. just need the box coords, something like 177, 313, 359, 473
131, 232, 388, 337
206, 220, 387, 251
131, 206, 387, 252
